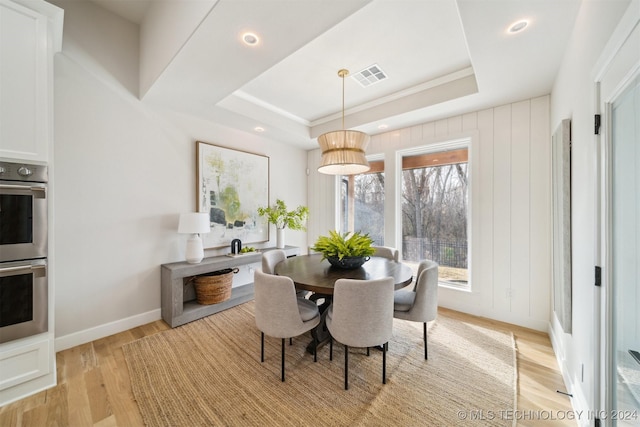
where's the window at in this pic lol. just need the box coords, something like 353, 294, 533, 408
401, 147, 469, 288
340, 161, 384, 245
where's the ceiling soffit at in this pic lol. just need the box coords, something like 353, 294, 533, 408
134, 0, 582, 149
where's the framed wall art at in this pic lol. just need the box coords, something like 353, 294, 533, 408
551, 119, 572, 333
196, 141, 269, 249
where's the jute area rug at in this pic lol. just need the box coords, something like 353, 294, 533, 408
123, 302, 516, 426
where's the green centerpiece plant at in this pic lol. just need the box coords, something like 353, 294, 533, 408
311, 230, 375, 269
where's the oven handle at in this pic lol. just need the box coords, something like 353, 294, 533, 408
0, 184, 46, 193
0, 264, 46, 274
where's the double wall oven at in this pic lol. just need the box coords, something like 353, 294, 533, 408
0, 161, 48, 344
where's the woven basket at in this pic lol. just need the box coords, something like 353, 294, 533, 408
193, 268, 238, 305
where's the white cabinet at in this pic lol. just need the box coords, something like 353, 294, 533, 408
0, 0, 61, 407
0, 332, 54, 405
0, 0, 62, 162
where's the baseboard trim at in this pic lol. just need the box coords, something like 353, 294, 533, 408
55, 309, 162, 352
548, 319, 593, 426
438, 301, 549, 331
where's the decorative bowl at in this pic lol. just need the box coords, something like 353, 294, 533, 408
327, 256, 370, 269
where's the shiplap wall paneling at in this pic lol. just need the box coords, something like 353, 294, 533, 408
462, 112, 478, 132
307, 149, 336, 252
529, 96, 551, 320
408, 124, 424, 148
477, 108, 495, 310
510, 100, 532, 317
447, 115, 463, 134
308, 95, 552, 330
493, 104, 513, 312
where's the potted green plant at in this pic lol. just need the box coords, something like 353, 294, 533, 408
257, 199, 309, 249
311, 230, 375, 269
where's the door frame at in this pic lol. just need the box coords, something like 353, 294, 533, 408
593, 1, 640, 421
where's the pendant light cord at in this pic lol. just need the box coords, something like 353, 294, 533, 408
342, 72, 345, 130
338, 69, 349, 131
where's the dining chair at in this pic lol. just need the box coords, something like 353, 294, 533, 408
326, 277, 395, 390
372, 245, 399, 262
261, 249, 286, 274
262, 250, 309, 298
253, 270, 320, 382
393, 259, 438, 359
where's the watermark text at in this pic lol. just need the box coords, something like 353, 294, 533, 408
456, 409, 638, 422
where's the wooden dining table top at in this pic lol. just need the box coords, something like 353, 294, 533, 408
274, 253, 413, 295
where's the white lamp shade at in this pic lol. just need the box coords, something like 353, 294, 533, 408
178, 213, 210, 234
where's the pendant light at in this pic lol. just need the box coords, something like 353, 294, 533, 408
317, 69, 370, 175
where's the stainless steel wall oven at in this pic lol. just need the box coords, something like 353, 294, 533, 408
0, 161, 48, 344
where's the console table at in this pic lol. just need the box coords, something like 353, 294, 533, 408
161, 246, 299, 327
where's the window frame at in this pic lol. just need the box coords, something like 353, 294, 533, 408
395, 138, 473, 291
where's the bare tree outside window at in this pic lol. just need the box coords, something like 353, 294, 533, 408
402, 150, 468, 286
340, 162, 385, 245
354, 172, 384, 245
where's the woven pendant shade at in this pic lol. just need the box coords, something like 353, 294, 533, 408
317, 69, 370, 175
317, 130, 370, 175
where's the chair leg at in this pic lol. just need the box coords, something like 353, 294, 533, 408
313, 335, 317, 362
382, 341, 387, 384
367, 347, 370, 356
344, 344, 349, 390
329, 337, 333, 361
261, 332, 264, 363
290, 337, 293, 346
424, 322, 428, 360
281, 338, 285, 382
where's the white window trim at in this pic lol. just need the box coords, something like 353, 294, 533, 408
395, 136, 473, 291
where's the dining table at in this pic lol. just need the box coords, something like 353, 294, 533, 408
274, 253, 413, 353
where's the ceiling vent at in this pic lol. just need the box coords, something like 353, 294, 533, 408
352, 64, 387, 87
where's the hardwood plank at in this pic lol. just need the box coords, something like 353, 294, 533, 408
35, 382, 69, 427
44, 382, 69, 427
85, 368, 112, 423
99, 352, 145, 427
0, 405, 18, 426
56, 342, 96, 426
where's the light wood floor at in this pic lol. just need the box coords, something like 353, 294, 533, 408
0, 307, 575, 426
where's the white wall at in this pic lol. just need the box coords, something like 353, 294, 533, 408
549, 0, 633, 418
308, 96, 552, 331
51, 0, 308, 351
139, 0, 216, 97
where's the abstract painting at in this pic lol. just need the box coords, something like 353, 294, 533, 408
196, 141, 269, 249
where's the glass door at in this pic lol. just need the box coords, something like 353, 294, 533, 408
610, 73, 640, 425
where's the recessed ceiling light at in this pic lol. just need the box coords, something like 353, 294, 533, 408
254, 126, 265, 132
378, 124, 388, 130
242, 32, 260, 46
508, 20, 528, 34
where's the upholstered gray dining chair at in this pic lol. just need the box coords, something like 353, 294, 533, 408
393, 259, 438, 359
261, 249, 286, 274
254, 270, 321, 382
326, 277, 395, 390
372, 245, 399, 262
262, 250, 309, 298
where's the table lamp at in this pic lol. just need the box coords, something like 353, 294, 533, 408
178, 212, 210, 264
